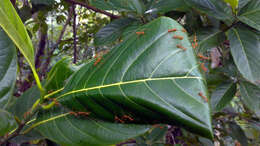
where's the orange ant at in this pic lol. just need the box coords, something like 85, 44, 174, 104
69, 111, 91, 117
173, 35, 184, 40
168, 28, 177, 32
136, 31, 145, 35
94, 57, 102, 66
200, 63, 208, 72
182, 29, 187, 33
192, 34, 198, 49
197, 53, 210, 60
115, 116, 125, 123
122, 115, 134, 121
177, 44, 187, 51
198, 92, 208, 102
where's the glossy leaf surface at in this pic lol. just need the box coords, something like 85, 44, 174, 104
0, 109, 16, 136
227, 26, 260, 84
238, 0, 260, 31
184, 0, 233, 21
148, 0, 190, 14
0, 29, 17, 109
196, 28, 224, 53
8, 86, 40, 119
44, 58, 75, 91
0, 0, 34, 67
94, 18, 138, 46
58, 17, 213, 138
211, 82, 237, 112
240, 81, 260, 117
0, 0, 43, 92
34, 107, 150, 146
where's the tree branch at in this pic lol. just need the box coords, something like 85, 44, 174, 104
41, 7, 73, 74
72, 5, 77, 64
65, 0, 120, 19
35, 31, 47, 69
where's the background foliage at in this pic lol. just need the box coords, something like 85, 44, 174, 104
0, 0, 259, 145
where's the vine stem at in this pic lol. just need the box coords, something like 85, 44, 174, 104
65, 0, 120, 19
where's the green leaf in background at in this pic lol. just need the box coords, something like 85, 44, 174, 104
196, 28, 224, 53
0, 109, 16, 136
0, 0, 43, 93
228, 122, 248, 146
89, 0, 145, 14
58, 17, 213, 138
148, 0, 190, 14
44, 57, 75, 91
121, 21, 142, 40
238, 0, 260, 31
31, 0, 55, 6
184, 0, 233, 21
238, 0, 251, 9
146, 126, 168, 143
211, 82, 237, 112
0, 29, 17, 109
8, 86, 40, 120
224, 0, 239, 13
227, 26, 260, 84
94, 18, 139, 46
239, 81, 260, 117
33, 107, 150, 146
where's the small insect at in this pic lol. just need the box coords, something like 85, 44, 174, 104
177, 44, 187, 51
168, 28, 177, 32
173, 35, 184, 40
78, 112, 91, 116
48, 90, 53, 94
198, 92, 208, 102
153, 124, 165, 129
23, 111, 31, 119
197, 53, 210, 60
69, 111, 78, 117
192, 34, 198, 49
122, 115, 134, 121
94, 57, 102, 66
115, 116, 125, 123
235, 141, 241, 146
136, 31, 145, 35
182, 29, 187, 33
200, 63, 208, 72
52, 98, 60, 106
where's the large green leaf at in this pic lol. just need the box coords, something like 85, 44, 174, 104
94, 18, 139, 46
196, 28, 224, 53
89, 0, 145, 14
0, 29, 17, 109
0, 109, 16, 136
34, 107, 150, 146
8, 86, 40, 119
239, 81, 260, 117
148, 0, 190, 14
0, 0, 43, 92
238, 0, 260, 31
57, 17, 213, 138
211, 82, 237, 112
227, 26, 260, 84
184, 0, 233, 21
44, 58, 75, 91
238, 0, 251, 9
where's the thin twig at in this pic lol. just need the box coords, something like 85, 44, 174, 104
0, 110, 37, 145
72, 5, 77, 64
65, 0, 120, 19
41, 7, 73, 74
